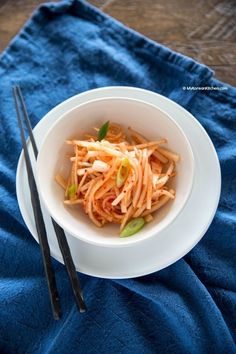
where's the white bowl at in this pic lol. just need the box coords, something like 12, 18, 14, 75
37, 97, 194, 247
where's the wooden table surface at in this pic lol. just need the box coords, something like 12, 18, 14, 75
0, 0, 235, 85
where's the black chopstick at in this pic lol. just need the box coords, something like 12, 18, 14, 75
51, 219, 86, 312
14, 86, 86, 313
13, 87, 61, 320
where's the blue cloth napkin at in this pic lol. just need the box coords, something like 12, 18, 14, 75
0, 1, 235, 353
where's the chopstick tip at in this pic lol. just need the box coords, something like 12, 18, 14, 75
79, 306, 87, 314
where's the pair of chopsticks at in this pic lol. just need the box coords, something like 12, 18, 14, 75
13, 86, 86, 319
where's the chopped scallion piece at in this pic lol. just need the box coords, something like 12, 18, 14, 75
97, 121, 109, 141
116, 157, 130, 188
120, 218, 145, 237
68, 184, 76, 198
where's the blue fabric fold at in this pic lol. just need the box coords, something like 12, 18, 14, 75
0, 1, 235, 353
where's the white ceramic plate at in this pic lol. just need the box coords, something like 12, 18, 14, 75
16, 87, 221, 279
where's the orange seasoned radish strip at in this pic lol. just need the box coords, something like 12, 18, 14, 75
84, 179, 96, 204
70, 162, 76, 185
154, 161, 174, 189
74, 147, 79, 188
107, 126, 125, 143
130, 137, 137, 145
120, 204, 134, 231
70, 156, 85, 162
90, 172, 101, 178
95, 179, 115, 200
80, 180, 92, 192
84, 158, 118, 196
152, 150, 168, 164
100, 156, 113, 164
125, 188, 132, 208
119, 142, 128, 153
110, 211, 123, 221
126, 139, 167, 150
92, 178, 105, 197
127, 130, 168, 163
166, 161, 175, 176
157, 147, 180, 162
73, 161, 92, 167
147, 148, 157, 158
108, 122, 125, 135
154, 176, 168, 189
77, 171, 88, 196
114, 186, 120, 197
72, 141, 124, 157
87, 179, 104, 227
80, 176, 100, 192
122, 183, 131, 210
86, 151, 112, 158
143, 149, 149, 185
121, 198, 127, 213
146, 165, 153, 210
64, 199, 83, 205
93, 201, 113, 222
137, 182, 148, 208
111, 186, 129, 206
142, 195, 170, 216
136, 151, 148, 208
128, 127, 147, 144
102, 194, 116, 210
152, 190, 162, 200
151, 161, 163, 174
67, 149, 86, 156
77, 168, 90, 176
108, 130, 123, 140
160, 189, 175, 199
132, 152, 143, 208
133, 203, 146, 218
144, 214, 153, 222
103, 157, 120, 182
112, 174, 135, 206
87, 207, 102, 227
55, 174, 67, 190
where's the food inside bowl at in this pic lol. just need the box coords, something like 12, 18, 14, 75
55, 122, 179, 237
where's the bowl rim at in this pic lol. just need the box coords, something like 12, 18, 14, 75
37, 95, 195, 248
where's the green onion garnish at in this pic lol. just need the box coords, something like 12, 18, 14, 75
120, 218, 145, 237
116, 157, 130, 188
97, 121, 109, 141
67, 184, 76, 199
